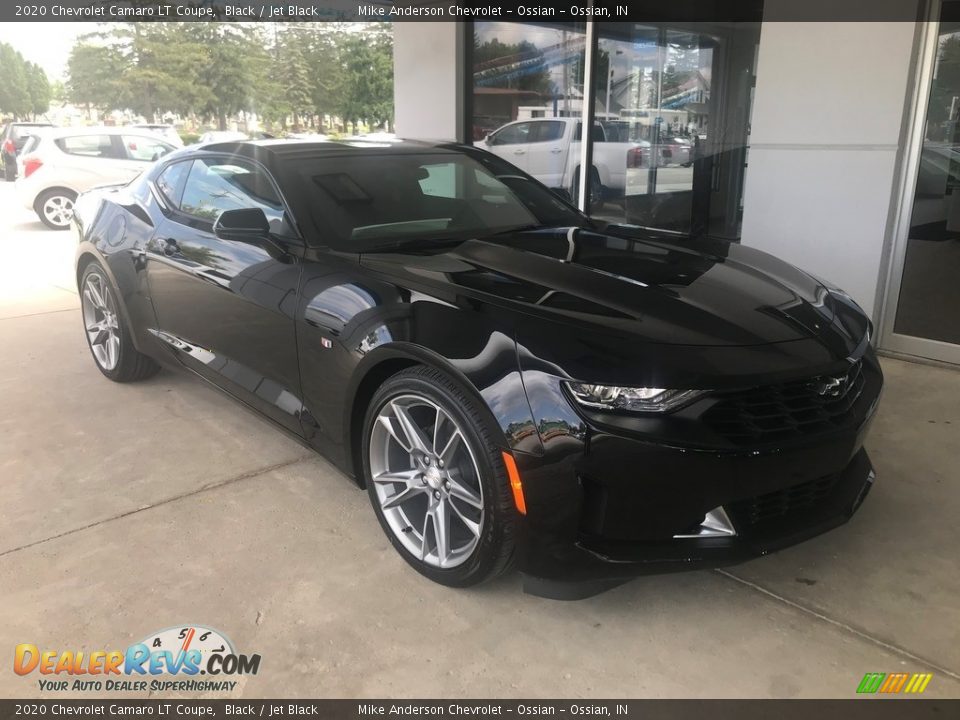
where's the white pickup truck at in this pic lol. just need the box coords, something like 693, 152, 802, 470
475, 117, 648, 207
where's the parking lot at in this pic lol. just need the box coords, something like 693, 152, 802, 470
0, 179, 958, 699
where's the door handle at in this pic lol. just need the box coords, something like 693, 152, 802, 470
550, 148, 562, 154
513, 149, 525, 155
161, 238, 180, 257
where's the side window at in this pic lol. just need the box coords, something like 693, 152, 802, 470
573, 123, 606, 142
122, 135, 173, 162
179, 157, 294, 237
155, 161, 190, 207
531, 121, 565, 143
490, 123, 531, 146
418, 163, 457, 198
54, 135, 118, 158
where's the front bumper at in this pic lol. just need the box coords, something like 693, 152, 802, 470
514, 351, 882, 599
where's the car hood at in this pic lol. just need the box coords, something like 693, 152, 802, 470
361, 226, 839, 347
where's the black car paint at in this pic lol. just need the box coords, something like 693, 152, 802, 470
73, 140, 881, 597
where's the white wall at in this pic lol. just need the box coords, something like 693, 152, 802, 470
741, 8, 920, 319
393, 23, 462, 141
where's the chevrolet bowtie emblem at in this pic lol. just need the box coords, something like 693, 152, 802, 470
813, 375, 846, 397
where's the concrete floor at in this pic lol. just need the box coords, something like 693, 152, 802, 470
1, 182, 958, 699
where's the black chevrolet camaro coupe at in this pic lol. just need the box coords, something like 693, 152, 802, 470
73, 139, 882, 598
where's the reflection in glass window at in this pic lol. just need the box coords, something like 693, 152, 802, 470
156, 161, 189, 206
490, 122, 532, 146
894, 12, 960, 347
418, 163, 457, 198
469, 20, 762, 241
180, 157, 293, 236
596, 23, 759, 239
471, 22, 587, 142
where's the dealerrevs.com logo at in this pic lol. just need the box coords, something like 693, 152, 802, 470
14, 625, 261, 693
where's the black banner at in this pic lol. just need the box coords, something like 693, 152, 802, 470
0, 700, 956, 720
0, 0, 931, 23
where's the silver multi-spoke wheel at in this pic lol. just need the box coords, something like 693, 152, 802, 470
81, 272, 121, 371
42, 194, 74, 228
369, 394, 484, 569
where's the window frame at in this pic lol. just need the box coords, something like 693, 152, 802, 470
153, 159, 191, 210
163, 153, 304, 243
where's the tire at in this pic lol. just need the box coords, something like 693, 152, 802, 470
36, 188, 78, 230
362, 365, 519, 587
571, 166, 604, 213
80, 262, 160, 383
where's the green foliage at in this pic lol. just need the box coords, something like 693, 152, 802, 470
0, 42, 51, 118
63, 22, 395, 131
67, 39, 126, 112
339, 24, 394, 129
473, 36, 552, 95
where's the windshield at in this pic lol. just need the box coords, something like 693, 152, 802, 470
290, 149, 585, 250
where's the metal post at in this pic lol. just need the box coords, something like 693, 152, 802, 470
578, 18, 598, 213
648, 26, 666, 196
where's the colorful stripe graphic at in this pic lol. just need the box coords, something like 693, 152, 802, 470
857, 672, 932, 694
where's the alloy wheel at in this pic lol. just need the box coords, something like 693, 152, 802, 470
81, 272, 121, 371
369, 394, 484, 569
42, 195, 74, 228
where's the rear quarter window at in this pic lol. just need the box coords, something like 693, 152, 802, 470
54, 135, 118, 158
155, 161, 190, 207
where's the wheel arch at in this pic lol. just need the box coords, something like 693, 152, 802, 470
33, 185, 79, 214
75, 247, 143, 355
344, 342, 525, 488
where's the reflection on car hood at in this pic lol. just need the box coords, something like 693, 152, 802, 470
362, 226, 838, 347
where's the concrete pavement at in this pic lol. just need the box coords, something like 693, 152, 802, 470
0, 181, 957, 699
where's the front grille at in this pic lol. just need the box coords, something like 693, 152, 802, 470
731, 474, 838, 527
703, 360, 865, 446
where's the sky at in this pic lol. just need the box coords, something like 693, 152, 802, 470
0, 22, 88, 81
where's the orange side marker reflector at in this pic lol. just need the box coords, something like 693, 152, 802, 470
502, 451, 526, 515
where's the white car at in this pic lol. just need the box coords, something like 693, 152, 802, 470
476, 117, 648, 208
16, 127, 175, 230
129, 123, 184, 147
195, 130, 248, 145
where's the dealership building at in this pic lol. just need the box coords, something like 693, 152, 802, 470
390, 1, 960, 367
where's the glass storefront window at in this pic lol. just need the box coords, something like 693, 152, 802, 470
471, 21, 587, 141
893, 5, 960, 347
469, 20, 761, 241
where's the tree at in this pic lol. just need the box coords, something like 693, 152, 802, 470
271, 25, 316, 130
26, 62, 51, 117
60, 22, 397, 132
0, 42, 34, 118
338, 25, 394, 132
67, 42, 121, 114
183, 24, 266, 129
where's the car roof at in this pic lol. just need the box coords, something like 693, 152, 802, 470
45, 126, 166, 138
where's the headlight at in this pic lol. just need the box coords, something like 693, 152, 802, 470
565, 382, 707, 413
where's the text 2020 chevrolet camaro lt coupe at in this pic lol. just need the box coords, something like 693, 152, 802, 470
73, 139, 882, 598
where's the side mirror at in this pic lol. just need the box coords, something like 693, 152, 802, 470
484, 135, 492, 146
214, 208, 270, 242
